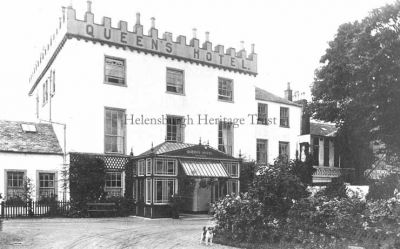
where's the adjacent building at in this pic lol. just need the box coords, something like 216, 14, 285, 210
0, 120, 65, 201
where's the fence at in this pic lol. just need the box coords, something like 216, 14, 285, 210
1, 201, 70, 218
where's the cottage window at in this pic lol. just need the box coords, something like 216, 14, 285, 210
39, 173, 56, 199
218, 77, 233, 101
257, 103, 268, 124
105, 108, 126, 154
256, 139, 268, 164
166, 68, 184, 94
104, 56, 126, 86
42, 80, 48, 106
146, 159, 152, 175
105, 172, 122, 197
138, 159, 145, 176
6, 171, 24, 199
145, 179, 152, 204
154, 178, 176, 204
279, 141, 290, 161
280, 107, 289, 127
223, 162, 239, 178
166, 116, 184, 142
154, 159, 177, 176
218, 122, 233, 156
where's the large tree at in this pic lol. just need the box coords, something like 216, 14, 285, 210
311, 1, 400, 182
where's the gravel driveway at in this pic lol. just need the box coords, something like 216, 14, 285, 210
1, 216, 235, 249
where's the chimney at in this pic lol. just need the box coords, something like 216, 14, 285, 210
284, 82, 293, 101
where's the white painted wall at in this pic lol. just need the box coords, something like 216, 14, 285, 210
0, 152, 65, 201
33, 39, 301, 162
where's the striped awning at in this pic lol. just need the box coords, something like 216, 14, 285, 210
179, 159, 229, 178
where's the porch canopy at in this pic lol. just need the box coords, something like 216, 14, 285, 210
180, 159, 229, 178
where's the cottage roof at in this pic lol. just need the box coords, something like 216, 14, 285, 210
255, 87, 302, 107
0, 120, 63, 154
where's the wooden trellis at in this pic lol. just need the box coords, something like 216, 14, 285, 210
69, 152, 132, 171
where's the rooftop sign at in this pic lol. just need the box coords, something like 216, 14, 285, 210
66, 8, 257, 75
29, 4, 257, 95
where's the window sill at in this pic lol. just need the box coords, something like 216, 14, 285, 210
218, 98, 234, 103
166, 91, 185, 96
280, 125, 290, 128
104, 81, 128, 87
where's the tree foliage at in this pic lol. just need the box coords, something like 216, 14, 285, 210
311, 1, 400, 181
69, 154, 107, 203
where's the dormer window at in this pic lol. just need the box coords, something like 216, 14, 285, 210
21, 124, 37, 133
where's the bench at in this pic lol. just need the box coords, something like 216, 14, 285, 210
86, 202, 117, 217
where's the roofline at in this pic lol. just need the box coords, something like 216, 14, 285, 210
134, 154, 240, 161
0, 150, 64, 156
255, 96, 303, 107
29, 35, 68, 96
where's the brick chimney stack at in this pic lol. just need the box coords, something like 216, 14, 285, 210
284, 82, 293, 101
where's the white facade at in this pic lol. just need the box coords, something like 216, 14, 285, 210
0, 152, 65, 201
30, 5, 302, 164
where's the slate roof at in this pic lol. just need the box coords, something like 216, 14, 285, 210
255, 87, 302, 107
0, 120, 63, 154
139, 142, 196, 156
310, 120, 338, 137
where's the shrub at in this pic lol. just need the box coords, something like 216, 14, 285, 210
69, 154, 107, 213
316, 177, 348, 199
212, 193, 268, 242
367, 174, 400, 200
249, 158, 309, 221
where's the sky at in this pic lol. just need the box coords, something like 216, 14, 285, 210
0, 0, 396, 121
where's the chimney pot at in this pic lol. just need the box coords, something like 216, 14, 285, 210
151, 17, 155, 28
205, 31, 210, 42
192, 28, 197, 39
87, 0, 92, 12
251, 43, 255, 53
136, 12, 141, 25
240, 41, 245, 50
284, 82, 293, 101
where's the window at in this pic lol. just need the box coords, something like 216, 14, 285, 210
154, 159, 177, 176
227, 180, 239, 195
39, 173, 56, 199
324, 138, 330, 166
36, 94, 39, 118
166, 116, 184, 142
218, 122, 234, 156
218, 77, 233, 101
146, 158, 152, 175
138, 159, 145, 176
280, 107, 289, 127
6, 171, 24, 199
104, 56, 126, 85
146, 179, 152, 204
279, 141, 290, 161
257, 103, 268, 124
312, 137, 320, 166
42, 80, 48, 106
51, 70, 55, 96
21, 124, 37, 133
223, 162, 239, 178
256, 139, 268, 164
105, 172, 122, 197
137, 179, 144, 202
105, 108, 126, 154
166, 68, 184, 94
154, 178, 177, 204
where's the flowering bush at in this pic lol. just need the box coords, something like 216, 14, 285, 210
212, 193, 268, 242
